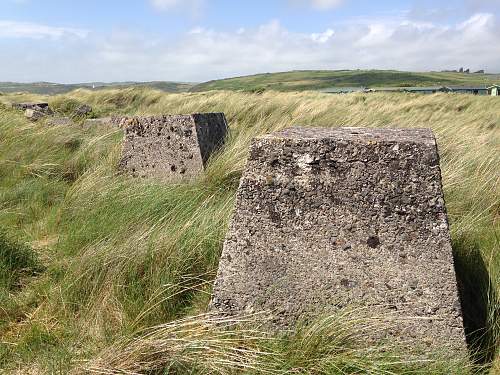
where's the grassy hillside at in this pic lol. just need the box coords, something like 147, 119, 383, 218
0, 81, 194, 95
0, 89, 498, 374
190, 70, 500, 92
3, 70, 500, 97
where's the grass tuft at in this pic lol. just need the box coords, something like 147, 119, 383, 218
0, 231, 43, 290
84, 311, 471, 375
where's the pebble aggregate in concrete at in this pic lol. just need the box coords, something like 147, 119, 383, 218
119, 113, 228, 180
211, 126, 466, 354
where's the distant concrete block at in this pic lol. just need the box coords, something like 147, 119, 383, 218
24, 108, 47, 121
119, 113, 228, 180
13, 102, 49, 110
211, 126, 466, 353
73, 104, 92, 117
13, 102, 53, 115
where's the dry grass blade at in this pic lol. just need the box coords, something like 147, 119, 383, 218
83, 313, 278, 375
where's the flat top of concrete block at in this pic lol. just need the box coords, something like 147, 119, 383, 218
133, 113, 225, 122
122, 113, 227, 134
259, 127, 435, 145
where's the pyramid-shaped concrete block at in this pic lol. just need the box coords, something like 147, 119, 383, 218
119, 113, 228, 180
211, 126, 466, 354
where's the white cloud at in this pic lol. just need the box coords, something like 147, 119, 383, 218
188, 27, 204, 35
150, 0, 205, 13
150, 0, 344, 12
0, 20, 88, 39
311, 28, 334, 43
290, 0, 345, 10
156, 14, 500, 80
150, 0, 181, 9
310, 0, 344, 10
1, 13, 500, 83
459, 12, 494, 30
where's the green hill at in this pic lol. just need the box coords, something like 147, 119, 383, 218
3, 70, 500, 96
0, 81, 194, 95
190, 69, 500, 92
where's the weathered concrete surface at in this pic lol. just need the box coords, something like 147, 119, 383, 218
73, 104, 92, 117
211, 126, 466, 353
25, 108, 47, 121
13, 102, 50, 111
111, 116, 133, 129
119, 113, 228, 180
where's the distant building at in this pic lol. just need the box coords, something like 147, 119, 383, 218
319, 85, 493, 96
366, 87, 403, 93
402, 86, 451, 94
363, 87, 450, 94
318, 87, 367, 94
488, 85, 500, 96
447, 86, 488, 95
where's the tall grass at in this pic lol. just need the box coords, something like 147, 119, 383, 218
85, 311, 471, 375
0, 230, 43, 291
0, 89, 498, 373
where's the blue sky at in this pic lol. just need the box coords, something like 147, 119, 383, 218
1, 0, 499, 83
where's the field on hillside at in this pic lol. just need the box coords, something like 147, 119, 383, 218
0, 81, 194, 95
0, 89, 498, 374
191, 70, 500, 92
3, 70, 500, 96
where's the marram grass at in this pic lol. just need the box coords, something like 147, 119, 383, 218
84, 311, 471, 375
0, 88, 498, 374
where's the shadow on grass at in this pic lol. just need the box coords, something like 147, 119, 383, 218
453, 235, 498, 367
0, 230, 44, 291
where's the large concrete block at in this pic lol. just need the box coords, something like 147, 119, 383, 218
119, 113, 228, 180
211, 127, 466, 353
